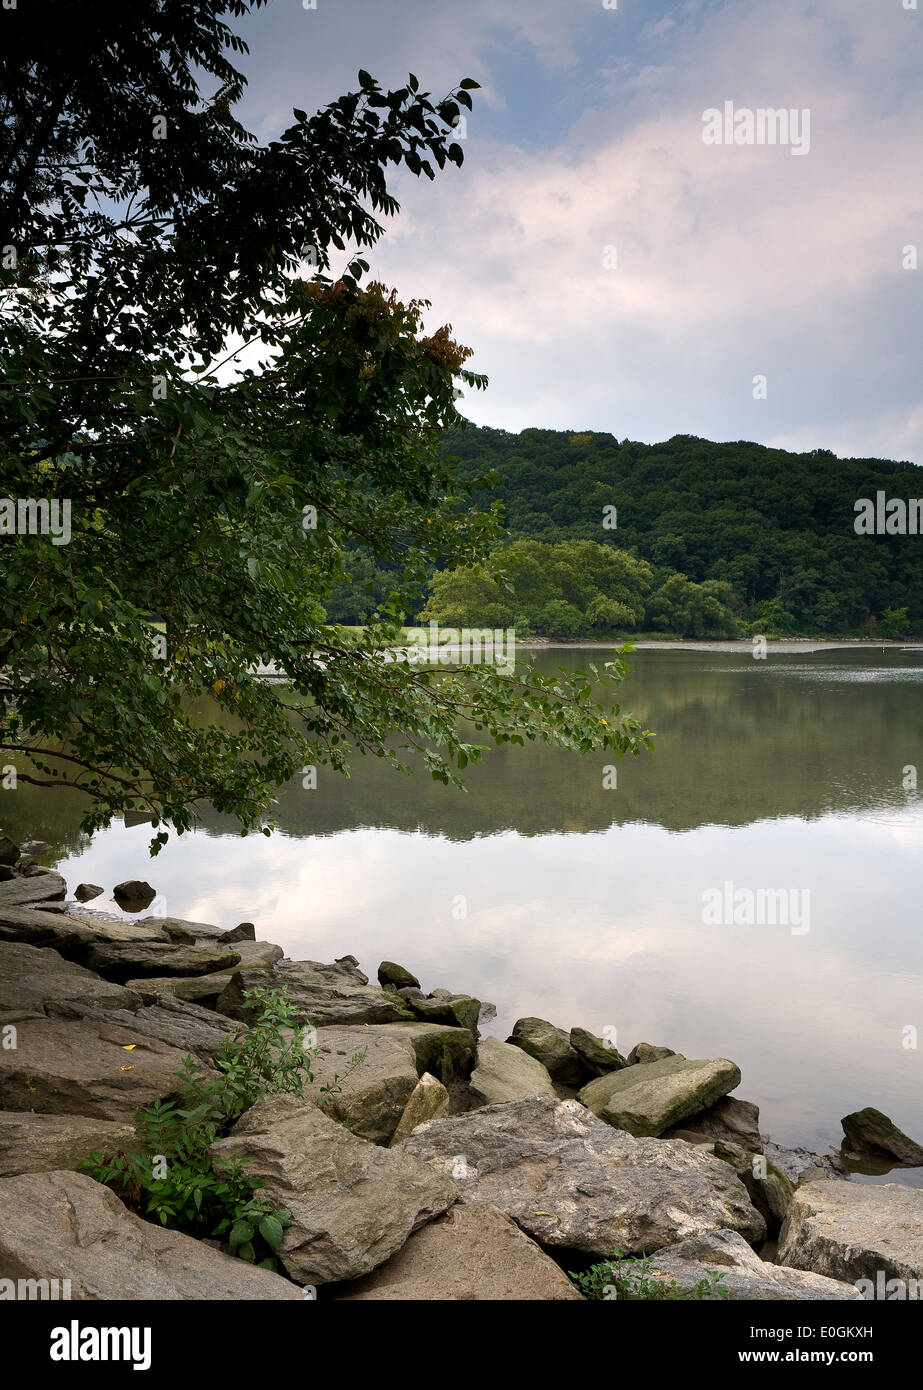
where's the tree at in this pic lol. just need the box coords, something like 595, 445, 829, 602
0, 2, 652, 850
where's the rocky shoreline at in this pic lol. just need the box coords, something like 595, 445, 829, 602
0, 831, 920, 1301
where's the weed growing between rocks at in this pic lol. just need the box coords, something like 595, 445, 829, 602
571, 1250, 730, 1300
81, 986, 365, 1270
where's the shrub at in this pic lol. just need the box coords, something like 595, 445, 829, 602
570, 1249, 730, 1300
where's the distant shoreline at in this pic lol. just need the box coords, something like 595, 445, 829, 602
514, 638, 923, 654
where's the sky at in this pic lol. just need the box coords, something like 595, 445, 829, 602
230, 0, 922, 463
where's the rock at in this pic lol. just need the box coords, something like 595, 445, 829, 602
645, 1229, 862, 1301
138, 916, 224, 942
363, 1022, 477, 1083
0, 939, 141, 1018
82, 939, 242, 983
0, 1170, 302, 1299
507, 1017, 585, 1086
378, 960, 420, 990
778, 1180, 923, 1284
215, 960, 415, 1027
0, 1016, 194, 1121
0, 837, 19, 866
18, 840, 51, 856
112, 880, 156, 909
210, 1095, 457, 1285
665, 1096, 763, 1152
0, 904, 168, 962
124, 941, 284, 1003
403, 1095, 764, 1256
626, 1042, 676, 1065
469, 1037, 556, 1107
69, 995, 244, 1059
0, 1111, 137, 1177
303, 1026, 419, 1145
0, 866, 14, 882
841, 1108, 923, 1167
73, 883, 104, 903
763, 1141, 848, 1186
221, 922, 257, 943
711, 1140, 794, 1235
578, 1054, 742, 1137
390, 1073, 450, 1146
338, 1202, 583, 1300
0, 872, 67, 908
569, 1026, 627, 1076
409, 991, 480, 1033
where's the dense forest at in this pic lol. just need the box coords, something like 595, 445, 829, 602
326, 425, 923, 637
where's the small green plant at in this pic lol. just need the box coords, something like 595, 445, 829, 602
81, 985, 365, 1269
570, 1249, 730, 1300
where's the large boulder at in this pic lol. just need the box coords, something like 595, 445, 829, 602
645, 1229, 862, 1301
402, 1095, 765, 1256
0, 1016, 193, 1121
68, 995, 244, 1059
215, 960, 415, 1026
363, 1021, 477, 1083
389, 1073, 450, 1146
209, 1095, 457, 1285
408, 990, 481, 1033
507, 1017, 584, 1086
578, 1054, 741, 1137
626, 1042, 676, 1065
0, 940, 140, 1018
0, 905, 168, 964
0, 1111, 137, 1177
377, 961, 420, 990
303, 1026, 419, 1145
665, 1096, 763, 1152
841, 1108, 923, 1167
710, 1139, 794, 1235
337, 1202, 583, 1301
0, 1170, 302, 1299
81, 939, 241, 983
778, 1180, 923, 1284
124, 940, 284, 1003
569, 1026, 627, 1076
0, 872, 66, 909
469, 1037, 556, 1107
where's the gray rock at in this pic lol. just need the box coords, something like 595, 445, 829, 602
841, 1108, 923, 1167
626, 1042, 676, 1065
221, 922, 257, 943
363, 1022, 477, 1083
124, 941, 284, 1003
215, 960, 415, 1026
0, 1111, 137, 1177
0, 1016, 195, 1120
377, 960, 420, 990
778, 1180, 923, 1284
82, 939, 242, 983
389, 1073, 450, 1146
507, 1017, 585, 1086
0, 872, 67, 908
665, 1096, 763, 1152
710, 1139, 794, 1235
646, 1229, 862, 1300
0, 940, 140, 1018
112, 880, 156, 908
569, 1026, 627, 1076
69, 995, 244, 1059
140, 916, 225, 942
303, 1026, 419, 1145
18, 841, 51, 857
337, 1201, 583, 1300
0, 905, 168, 963
469, 1036, 556, 1107
0, 1170, 302, 1298
763, 1140, 848, 1186
0, 837, 20, 866
409, 991, 480, 1033
210, 1095, 457, 1285
403, 1095, 765, 1256
73, 884, 104, 903
578, 1054, 742, 1137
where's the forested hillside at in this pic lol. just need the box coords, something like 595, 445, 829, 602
434, 425, 923, 636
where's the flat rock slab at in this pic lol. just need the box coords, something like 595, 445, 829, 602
0, 1170, 302, 1299
81, 939, 241, 983
216, 961, 415, 1026
0, 873, 66, 908
778, 1180, 923, 1283
303, 1026, 420, 1145
665, 1096, 763, 1153
363, 1022, 477, 1083
338, 1202, 583, 1301
0, 940, 140, 1018
71, 995, 244, 1059
578, 1055, 741, 1137
402, 1095, 765, 1257
0, 906, 169, 964
0, 1111, 137, 1177
125, 941, 284, 1003
210, 1095, 457, 1285
646, 1229, 862, 1300
0, 1016, 194, 1121
469, 1036, 556, 1107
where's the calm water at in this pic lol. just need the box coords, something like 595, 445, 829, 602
9, 647, 923, 1167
